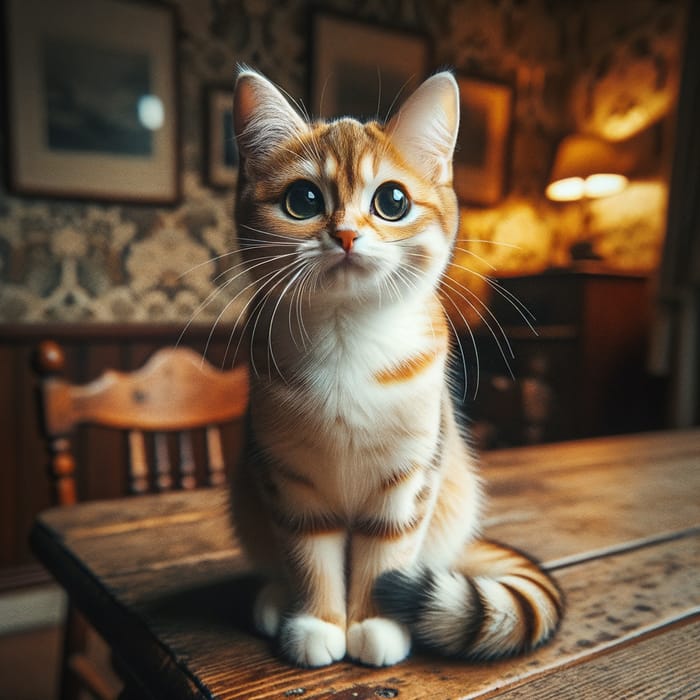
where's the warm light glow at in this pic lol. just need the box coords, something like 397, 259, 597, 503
546, 173, 628, 202
585, 173, 628, 198
546, 177, 585, 202
546, 133, 634, 202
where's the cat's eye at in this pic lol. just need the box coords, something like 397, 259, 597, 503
283, 180, 324, 219
371, 182, 410, 221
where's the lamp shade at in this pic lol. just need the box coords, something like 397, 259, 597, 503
546, 134, 633, 201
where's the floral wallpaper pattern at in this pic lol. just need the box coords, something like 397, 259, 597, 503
0, 0, 688, 323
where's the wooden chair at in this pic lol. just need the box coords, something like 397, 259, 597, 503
34, 340, 249, 700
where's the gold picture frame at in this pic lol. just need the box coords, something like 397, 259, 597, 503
454, 76, 513, 206
310, 12, 429, 121
205, 87, 238, 189
3, 0, 179, 203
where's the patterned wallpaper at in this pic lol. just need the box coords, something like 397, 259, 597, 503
0, 0, 688, 324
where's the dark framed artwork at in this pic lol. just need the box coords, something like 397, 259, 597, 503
3, 0, 179, 203
454, 76, 513, 206
310, 13, 429, 121
205, 87, 238, 189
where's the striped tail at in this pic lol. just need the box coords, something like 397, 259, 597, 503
373, 540, 563, 659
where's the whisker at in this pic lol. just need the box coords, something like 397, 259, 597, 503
449, 249, 497, 272
383, 73, 415, 124
291, 264, 315, 349
400, 261, 475, 399
240, 224, 300, 242
440, 294, 474, 401
454, 240, 523, 250
239, 261, 303, 376
176, 266, 251, 351
267, 263, 309, 380
176, 250, 241, 280
218, 274, 270, 368
448, 259, 537, 330
441, 277, 515, 381
374, 66, 382, 122
221, 266, 289, 369
199, 258, 291, 366
213, 251, 297, 286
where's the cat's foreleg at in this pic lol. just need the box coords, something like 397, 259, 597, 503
346, 471, 435, 667
276, 529, 348, 668
346, 532, 420, 667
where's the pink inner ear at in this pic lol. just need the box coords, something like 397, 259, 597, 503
385, 74, 460, 183
234, 77, 257, 137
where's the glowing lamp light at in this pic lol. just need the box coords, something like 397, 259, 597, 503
546, 173, 629, 202
585, 173, 628, 198
546, 134, 632, 202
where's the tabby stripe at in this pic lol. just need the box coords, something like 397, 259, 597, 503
380, 463, 420, 491
415, 197, 450, 238
459, 577, 488, 655
353, 513, 423, 540
273, 464, 317, 490
501, 582, 536, 649
246, 428, 318, 492
274, 511, 344, 536
415, 484, 431, 504
515, 571, 564, 617
430, 405, 447, 472
375, 349, 439, 385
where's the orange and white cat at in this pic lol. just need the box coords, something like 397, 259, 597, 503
230, 68, 562, 668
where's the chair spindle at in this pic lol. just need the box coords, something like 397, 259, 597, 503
178, 432, 196, 490
128, 431, 149, 494
206, 426, 226, 486
154, 433, 173, 491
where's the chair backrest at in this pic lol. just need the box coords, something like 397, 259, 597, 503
35, 340, 249, 506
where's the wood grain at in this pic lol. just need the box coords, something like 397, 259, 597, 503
493, 618, 700, 699
31, 430, 700, 699
86, 533, 697, 700
0, 323, 246, 587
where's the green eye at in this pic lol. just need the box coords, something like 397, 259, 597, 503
283, 180, 324, 219
372, 182, 410, 221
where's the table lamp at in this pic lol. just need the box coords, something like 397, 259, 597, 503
546, 133, 632, 260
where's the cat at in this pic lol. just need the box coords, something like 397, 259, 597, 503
229, 67, 563, 668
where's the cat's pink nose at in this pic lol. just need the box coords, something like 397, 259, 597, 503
332, 229, 358, 253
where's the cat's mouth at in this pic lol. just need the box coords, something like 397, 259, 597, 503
325, 251, 371, 274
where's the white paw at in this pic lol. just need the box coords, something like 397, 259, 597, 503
347, 617, 411, 667
253, 581, 288, 637
280, 615, 346, 667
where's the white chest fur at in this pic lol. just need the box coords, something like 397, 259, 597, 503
251, 294, 446, 510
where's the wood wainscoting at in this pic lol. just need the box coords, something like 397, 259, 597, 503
0, 323, 246, 592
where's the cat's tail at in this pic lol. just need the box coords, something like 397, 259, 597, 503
373, 539, 563, 659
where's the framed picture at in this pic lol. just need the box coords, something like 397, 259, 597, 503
3, 0, 179, 203
311, 13, 429, 120
205, 87, 238, 189
454, 76, 513, 206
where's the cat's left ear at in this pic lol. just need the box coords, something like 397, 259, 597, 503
233, 68, 308, 161
386, 72, 460, 185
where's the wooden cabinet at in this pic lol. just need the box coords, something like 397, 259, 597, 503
460, 269, 665, 447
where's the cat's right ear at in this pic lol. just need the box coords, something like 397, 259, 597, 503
233, 68, 308, 160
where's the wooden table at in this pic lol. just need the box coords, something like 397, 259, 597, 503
30, 430, 700, 699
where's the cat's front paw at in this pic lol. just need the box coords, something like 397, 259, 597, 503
279, 614, 346, 667
347, 617, 411, 667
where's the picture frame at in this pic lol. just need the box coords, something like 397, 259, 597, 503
453, 76, 513, 206
310, 12, 429, 121
204, 87, 238, 189
2, 0, 179, 204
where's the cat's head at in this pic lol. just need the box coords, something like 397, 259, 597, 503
233, 68, 460, 307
